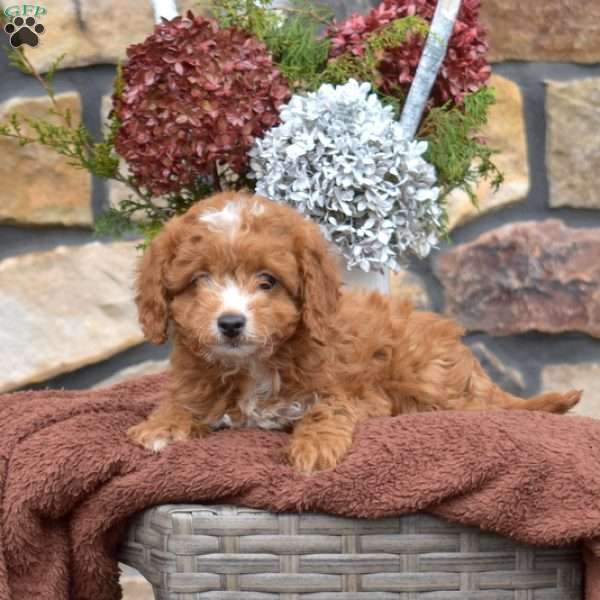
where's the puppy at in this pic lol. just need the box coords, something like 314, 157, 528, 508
128, 191, 581, 472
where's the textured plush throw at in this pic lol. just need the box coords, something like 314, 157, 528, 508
1, 372, 599, 600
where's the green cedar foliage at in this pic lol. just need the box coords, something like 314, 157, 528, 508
0, 46, 214, 245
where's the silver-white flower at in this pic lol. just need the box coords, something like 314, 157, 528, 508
249, 79, 443, 272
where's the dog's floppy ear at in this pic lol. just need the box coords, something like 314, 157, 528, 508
135, 219, 181, 345
299, 226, 341, 344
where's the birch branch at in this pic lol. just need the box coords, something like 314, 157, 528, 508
399, 0, 461, 139
150, 0, 179, 23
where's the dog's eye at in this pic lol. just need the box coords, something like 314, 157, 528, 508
258, 273, 277, 290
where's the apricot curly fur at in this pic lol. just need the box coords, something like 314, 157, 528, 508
128, 192, 581, 472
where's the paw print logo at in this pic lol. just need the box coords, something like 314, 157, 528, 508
4, 16, 45, 48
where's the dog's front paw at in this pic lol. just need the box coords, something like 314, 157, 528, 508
128, 420, 207, 452
288, 433, 352, 474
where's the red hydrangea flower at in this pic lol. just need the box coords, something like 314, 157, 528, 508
327, 0, 490, 106
114, 13, 291, 196
327, 2, 402, 58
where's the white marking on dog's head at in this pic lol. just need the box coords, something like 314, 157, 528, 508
199, 201, 242, 239
219, 277, 252, 315
250, 202, 265, 216
209, 278, 258, 357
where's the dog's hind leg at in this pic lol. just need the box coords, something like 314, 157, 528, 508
465, 364, 582, 414
491, 389, 582, 414
388, 310, 582, 416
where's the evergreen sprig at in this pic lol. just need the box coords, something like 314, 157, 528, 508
261, 5, 331, 89
209, 0, 277, 32
421, 87, 503, 200
211, 0, 333, 90
96, 179, 214, 247
0, 46, 213, 242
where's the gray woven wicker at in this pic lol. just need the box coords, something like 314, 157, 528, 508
119, 504, 582, 599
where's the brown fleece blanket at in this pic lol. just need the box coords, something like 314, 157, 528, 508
1, 372, 600, 600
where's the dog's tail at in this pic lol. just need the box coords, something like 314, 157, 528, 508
499, 389, 582, 414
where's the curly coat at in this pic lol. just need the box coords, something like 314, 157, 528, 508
128, 192, 581, 472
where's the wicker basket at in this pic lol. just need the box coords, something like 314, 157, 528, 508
119, 504, 582, 599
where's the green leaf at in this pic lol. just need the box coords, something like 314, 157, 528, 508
44, 53, 66, 89
211, 0, 333, 91
3, 44, 31, 74
95, 206, 136, 238
421, 87, 503, 201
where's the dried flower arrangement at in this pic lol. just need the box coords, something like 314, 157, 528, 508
0, 0, 502, 271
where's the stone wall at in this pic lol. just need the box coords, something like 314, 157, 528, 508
1, 2, 600, 403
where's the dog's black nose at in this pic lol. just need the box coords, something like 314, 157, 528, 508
217, 314, 246, 338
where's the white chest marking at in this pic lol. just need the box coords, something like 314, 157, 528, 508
214, 363, 313, 431
240, 362, 281, 429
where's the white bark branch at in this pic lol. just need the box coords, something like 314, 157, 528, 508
150, 0, 179, 23
399, 0, 462, 139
